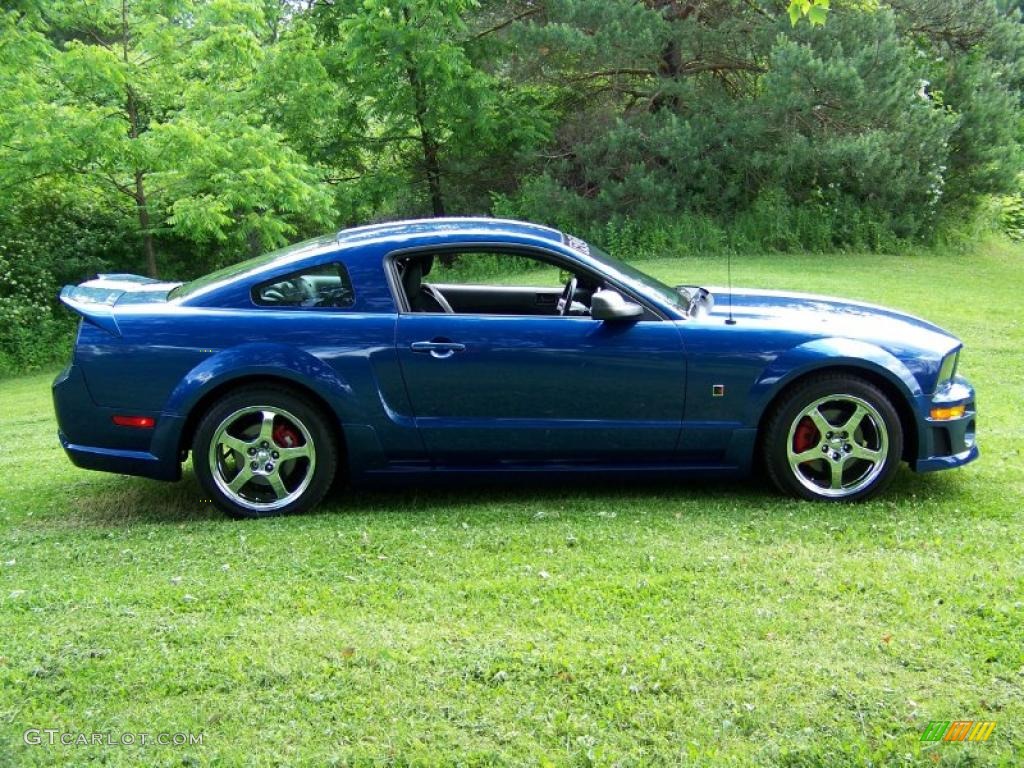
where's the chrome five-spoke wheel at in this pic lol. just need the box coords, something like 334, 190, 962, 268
764, 374, 902, 501
786, 394, 887, 498
209, 406, 316, 512
194, 386, 337, 518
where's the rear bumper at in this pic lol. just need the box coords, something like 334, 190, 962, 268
910, 375, 979, 473
59, 431, 181, 480
53, 364, 183, 481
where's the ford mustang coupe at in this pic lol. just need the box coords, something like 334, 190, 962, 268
53, 218, 977, 517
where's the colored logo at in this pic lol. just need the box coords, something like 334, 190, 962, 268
921, 721, 996, 742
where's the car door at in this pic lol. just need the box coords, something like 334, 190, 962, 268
394, 289, 687, 464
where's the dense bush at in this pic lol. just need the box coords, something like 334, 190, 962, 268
0, 243, 74, 376
998, 174, 1024, 240
495, 183, 912, 258
0, 199, 132, 375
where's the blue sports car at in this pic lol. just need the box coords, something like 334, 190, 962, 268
53, 218, 977, 517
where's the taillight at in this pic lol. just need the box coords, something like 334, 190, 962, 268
112, 415, 155, 429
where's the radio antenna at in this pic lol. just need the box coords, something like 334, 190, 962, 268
725, 251, 736, 325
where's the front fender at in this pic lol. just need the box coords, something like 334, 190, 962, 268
748, 337, 923, 424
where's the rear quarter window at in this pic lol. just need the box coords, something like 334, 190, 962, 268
252, 263, 355, 309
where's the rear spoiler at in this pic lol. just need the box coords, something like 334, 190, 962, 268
58, 273, 169, 337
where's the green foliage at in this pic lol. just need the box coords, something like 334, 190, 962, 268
496, 182, 907, 257
305, 0, 553, 218
495, 1, 1022, 247
788, 0, 831, 27
0, 0, 1023, 373
0, 195, 134, 374
998, 174, 1024, 240
0, 0, 334, 276
0, 242, 73, 376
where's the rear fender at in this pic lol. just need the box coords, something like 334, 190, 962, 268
163, 342, 365, 424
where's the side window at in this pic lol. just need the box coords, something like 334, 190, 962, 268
394, 248, 624, 318
253, 263, 355, 309
426, 251, 565, 287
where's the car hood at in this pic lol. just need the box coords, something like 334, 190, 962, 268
702, 286, 961, 356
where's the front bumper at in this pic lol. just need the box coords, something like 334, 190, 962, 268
911, 375, 979, 473
53, 364, 183, 481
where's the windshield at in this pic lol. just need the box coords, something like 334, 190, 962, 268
582, 241, 687, 311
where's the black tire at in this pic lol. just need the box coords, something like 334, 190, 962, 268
193, 385, 338, 518
762, 373, 903, 502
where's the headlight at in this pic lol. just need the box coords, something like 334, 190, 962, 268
936, 350, 959, 389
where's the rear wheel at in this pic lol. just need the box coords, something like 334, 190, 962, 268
763, 374, 903, 501
193, 386, 337, 518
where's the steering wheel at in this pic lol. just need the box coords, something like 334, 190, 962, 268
558, 275, 578, 316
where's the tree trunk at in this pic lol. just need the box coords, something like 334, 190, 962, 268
134, 170, 157, 278
649, 1, 693, 113
120, 0, 156, 276
417, 119, 446, 217
124, 85, 157, 276
402, 8, 446, 217
121, 0, 157, 276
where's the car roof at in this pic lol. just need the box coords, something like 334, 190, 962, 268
286, 217, 565, 267
335, 217, 564, 248
172, 218, 568, 304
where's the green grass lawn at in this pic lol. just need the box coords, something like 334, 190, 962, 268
1, 241, 1022, 766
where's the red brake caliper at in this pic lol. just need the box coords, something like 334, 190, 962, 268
793, 416, 819, 454
272, 422, 301, 449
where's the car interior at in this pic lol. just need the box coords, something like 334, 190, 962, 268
254, 263, 355, 308
395, 251, 602, 317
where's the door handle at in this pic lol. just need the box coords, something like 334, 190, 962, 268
410, 340, 466, 359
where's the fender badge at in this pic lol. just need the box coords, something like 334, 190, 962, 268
712, 384, 725, 397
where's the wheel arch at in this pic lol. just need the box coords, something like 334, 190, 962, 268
178, 373, 348, 458
754, 363, 919, 463
165, 344, 360, 462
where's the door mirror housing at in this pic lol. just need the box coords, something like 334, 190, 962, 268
590, 289, 644, 321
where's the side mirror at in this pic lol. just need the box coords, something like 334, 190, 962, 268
590, 290, 644, 321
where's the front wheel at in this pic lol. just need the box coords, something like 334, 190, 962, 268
763, 374, 903, 501
193, 386, 337, 518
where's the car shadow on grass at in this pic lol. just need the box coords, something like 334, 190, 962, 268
330, 464, 968, 520
53, 460, 972, 529
59, 471, 761, 527
59, 469, 223, 526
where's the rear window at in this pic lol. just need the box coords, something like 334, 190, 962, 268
168, 251, 281, 300
252, 263, 355, 308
